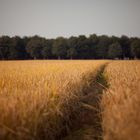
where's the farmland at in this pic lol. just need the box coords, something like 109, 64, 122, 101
101, 61, 140, 140
0, 60, 140, 140
0, 60, 108, 140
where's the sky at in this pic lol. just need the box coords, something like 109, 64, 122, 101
0, 0, 140, 38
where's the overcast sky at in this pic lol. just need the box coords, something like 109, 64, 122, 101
0, 0, 140, 38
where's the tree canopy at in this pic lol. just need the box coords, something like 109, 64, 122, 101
108, 42, 122, 59
131, 40, 140, 59
0, 34, 140, 60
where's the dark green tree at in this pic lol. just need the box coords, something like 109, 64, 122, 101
67, 36, 78, 59
22, 36, 31, 59
0, 36, 11, 60
96, 35, 111, 59
68, 36, 78, 47
78, 45, 91, 59
88, 34, 98, 58
110, 36, 120, 44
42, 39, 53, 59
76, 35, 89, 58
67, 47, 77, 59
108, 42, 122, 59
120, 35, 131, 59
52, 37, 67, 59
131, 39, 140, 59
9, 36, 27, 59
26, 36, 44, 59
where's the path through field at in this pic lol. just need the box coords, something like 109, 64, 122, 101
63, 64, 108, 140
2, 61, 139, 140
0, 60, 109, 140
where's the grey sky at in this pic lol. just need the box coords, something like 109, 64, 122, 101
0, 0, 140, 38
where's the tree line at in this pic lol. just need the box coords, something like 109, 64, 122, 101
0, 34, 140, 60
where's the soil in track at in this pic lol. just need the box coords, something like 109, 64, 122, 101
62, 64, 108, 140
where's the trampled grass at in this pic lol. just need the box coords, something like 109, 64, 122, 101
0, 60, 108, 140
101, 61, 140, 140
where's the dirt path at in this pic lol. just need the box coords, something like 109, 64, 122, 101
62, 65, 108, 140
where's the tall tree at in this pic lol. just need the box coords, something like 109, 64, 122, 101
22, 36, 31, 59
0, 36, 11, 60
88, 34, 98, 58
96, 35, 111, 59
67, 47, 77, 59
110, 36, 120, 44
52, 37, 67, 59
120, 35, 131, 59
131, 39, 140, 59
76, 35, 89, 58
67, 36, 78, 59
8, 36, 27, 59
26, 36, 44, 59
68, 36, 78, 48
108, 42, 122, 59
42, 39, 53, 59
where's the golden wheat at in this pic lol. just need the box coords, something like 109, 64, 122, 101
102, 61, 140, 140
0, 60, 108, 140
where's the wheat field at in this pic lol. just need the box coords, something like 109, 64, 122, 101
0, 60, 108, 140
101, 61, 140, 140
1, 60, 140, 140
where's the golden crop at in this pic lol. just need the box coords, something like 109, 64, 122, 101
1, 60, 139, 140
102, 61, 140, 140
0, 60, 108, 140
